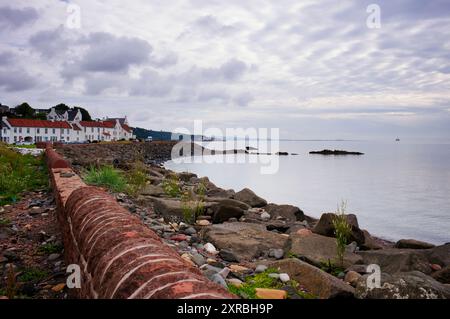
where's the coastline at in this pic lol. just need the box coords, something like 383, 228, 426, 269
54, 141, 450, 299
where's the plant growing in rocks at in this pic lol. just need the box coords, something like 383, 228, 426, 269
162, 174, 182, 197
125, 161, 149, 197
332, 201, 352, 267
84, 165, 127, 193
181, 191, 205, 224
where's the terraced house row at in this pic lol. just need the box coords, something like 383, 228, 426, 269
0, 114, 134, 144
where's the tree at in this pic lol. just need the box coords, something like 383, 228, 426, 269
14, 103, 35, 118
53, 103, 70, 113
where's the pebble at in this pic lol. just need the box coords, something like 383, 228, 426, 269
260, 212, 271, 221
48, 253, 60, 261
226, 278, 243, 288
337, 272, 345, 279
170, 234, 188, 242
344, 270, 362, 287
255, 288, 287, 299
279, 273, 290, 283
181, 253, 196, 267
229, 264, 250, 273
255, 265, 268, 273
430, 264, 442, 271
183, 227, 197, 235
211, 274, 228, 288
218, 267, 230, 279
196, 220, 211, 226
268, 273, 279, 279
219, 249, 239, 262
203, 243, 218, 255
269, 248, 284, 260
191, 253, 206, 266
51, 283, 66, 292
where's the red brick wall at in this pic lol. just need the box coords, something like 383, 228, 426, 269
46, 148, 235, 299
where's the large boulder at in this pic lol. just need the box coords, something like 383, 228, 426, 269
287, 232, 363, 268
264, 204, 305, 222
357, 248, 432, 275
360, 230, 383, 250
425, 243, 450, 267
395, 239, 436, 250
233, 188, 267, 208
140, 184, 165, 197
355, 271, 450, 299
211, 205, 245, 224
202, 222, 288, 262
270, 259, 355, 299
313, 213, 365, 246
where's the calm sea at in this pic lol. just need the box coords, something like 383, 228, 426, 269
165, 140, 450, 245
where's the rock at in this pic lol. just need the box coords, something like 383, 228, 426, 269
260, 212, 271, 221
355, 271, 450, 299
279, 273, 290, 282
211, 274, 228, 288
51, 283, 66, 293
265, 220, 290, 233
191, 253, 206, 266
219, 249, 239, 262
218, 267, 230, 279
233, 188, 267, 208
313, 212, 365, 246
229, 264, 251, 273
48, 253, 60, 261
345, 264, 370, 274
183, 227, 197, 235
153, 198, 185, 222
309, 149, 364, 155
269, 248, 284, 260
255, 288, 287, 299
425, 243, 450, 267
268, 273, 279, 279
270, 259, 355, 298
204, 243, 219, 255
360, 230, 383, 250
196, 220, 211, 226
206, 198, 251, 211
344, 271, 362, 287
170, 234, 188, 242
227, 278, 243, 288
178, 172, 197, 182
211, 204, 245, 224
264, 204, 305, 222
255, 265, 268, 273
296, 228, 312, 237
140, 184, 165, 197
288, 232, 363, 268
430, 264, 442, 271
357, 248, 433, 275
395, 239, 436, 250
431, 266, 450, 284
346, 241, 358, 254
203, 222, 289, 262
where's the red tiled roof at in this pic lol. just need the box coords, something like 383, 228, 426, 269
71, 124, 82, 131
121, 124, 132, 133
80, 121, 115, 128
7, 118, 72, 128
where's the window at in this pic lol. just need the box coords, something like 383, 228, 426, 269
26, 128, 30, 134
14, 136, 17, 142
52, 129, 56, 134
98, 128, 100, 133
67, 129, 69, 134
45, 137, 48, 141
14, 128, 17, 133
67, 136, 70, 141
45, 128, 48, 134
37, 128, 40, 134
19, 128, 22, 133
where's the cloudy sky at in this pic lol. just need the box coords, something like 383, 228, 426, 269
1, 0, 450, 141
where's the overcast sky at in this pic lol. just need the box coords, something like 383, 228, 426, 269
1, 0, 450, 141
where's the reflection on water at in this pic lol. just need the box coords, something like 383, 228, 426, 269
165, 140, 450, 244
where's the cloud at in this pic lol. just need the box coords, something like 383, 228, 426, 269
29, 26, 71, 58
0, 52, 14, 65
0, 69, 36, 92
0, 6, 38, 30
79, 32, 153, 73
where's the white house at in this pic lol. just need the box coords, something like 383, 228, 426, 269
0, 116, 134, 144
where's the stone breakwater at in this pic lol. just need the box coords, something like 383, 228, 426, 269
56, 142, 450, 299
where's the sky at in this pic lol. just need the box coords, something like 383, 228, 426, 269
1, 0, 450, 141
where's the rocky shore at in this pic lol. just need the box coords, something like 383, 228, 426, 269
56, 142, 450, 299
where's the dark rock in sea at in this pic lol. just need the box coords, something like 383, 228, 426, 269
276, 152, 289, 156
395, 239, 436, 250
309, 149, 364, 155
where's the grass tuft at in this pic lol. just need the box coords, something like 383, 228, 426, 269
84, 165, 127, 193
332, 201, 352, 267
